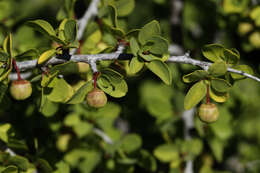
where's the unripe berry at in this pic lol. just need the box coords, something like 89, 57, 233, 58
10, 80, 32, 100
198, 103, 219, 123
86, 88, 107, 108
77, 62, 90, 73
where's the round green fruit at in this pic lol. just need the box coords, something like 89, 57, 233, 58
238, 22, 253, 36
249, 32, 260, 48
86, 88, 107, 108
198, 103, 219, 123
77, 62, 90, 73
10, 80, 32, 100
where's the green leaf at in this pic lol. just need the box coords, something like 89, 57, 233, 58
209, 138, 224, 162
0, 82, 8, 103
210, 107, 232, 140
145, 98, 173, 121
38, 49, 56, 65
138, 51, 162, 61
27, 20, 56, 37
130, 37, 140, 56
148, 35, 169, 55
95, 103, 121, 130
64, 113, 80, 127
184, 81, 207, 110
208, 61, 227, 77
115, 0, 135, 17
137, 150, 157, 172
129, 57, 144, 74
78, 150, 101, 173
223, 0, 249, 14
58, 18, 68, 42
230, 65, 254, 80
0, 123, 11, 143
64, 19, 77, 43
0, 51, 9, 62
250, 6, 260, 26
8, 155, 30, 171
41, 71, 58, 87
183, 70, 209, 83
3, 34, 12, 56
73, 122, 93, 138
100, 5, 118, 28
35, 159, 53, 173
153, 144, 179, 163
45, 77, 74, 103
209, 87, 229, 103
211, 78, 232, 93
182, 138, 203, 158
66, 81, 93, 104
223, 48, 240, 65
117, 157, 137, 165
50, 62, 79, 75
146, 60, 172, 85
138, 20, 161, 45
97, 68, 128, 98
121, 134, 142, 153
202, 44, 225, 62
2, 166, 18, 173
39, 91, 59, 117
15, 49, 39, 60
54, 161, 70, 173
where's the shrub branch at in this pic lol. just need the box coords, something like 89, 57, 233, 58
15, 52, 260, 82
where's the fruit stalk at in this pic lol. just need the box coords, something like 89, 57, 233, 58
93, 72, 99, 88
12, 59, 22, 80
206, 84, 210, 104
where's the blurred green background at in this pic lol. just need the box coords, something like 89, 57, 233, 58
1, 0, 260, 173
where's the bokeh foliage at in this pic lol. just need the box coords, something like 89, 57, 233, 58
0, 0, 260, 173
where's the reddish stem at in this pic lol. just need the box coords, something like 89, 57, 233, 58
93, 72, 100, 88
206, 84, 210, 104
12, 59, 22, 80
77, 40, 83, 54
96, 17, 103, 28
117, 39, 130, 47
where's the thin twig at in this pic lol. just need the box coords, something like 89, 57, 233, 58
70, 0, 100, 55
9, 72, 32, 81
15, 52, 260, 82
77, 0, 100, 41
93, 128, 113, 144
167, 53, 260, 82
182, 108, 195, 173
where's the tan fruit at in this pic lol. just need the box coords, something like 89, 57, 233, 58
10, 80, 32, 100
86, 88, 107, 108
198, 103, 219, 123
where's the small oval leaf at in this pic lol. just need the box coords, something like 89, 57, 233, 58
223, 48, 240, 65
130, 37, 140, 56
183, 70, 209, 83
231, 65, 254, 80
3, 34, 12, 56
38, 49, 56, 64
202, 44, 225, 62
138, 20, 161, 45
146, 60, 172, 85
129, 57, 144, 74
27, 19, 56, 37
208, 61, 227, 77
184, 81, 207, 110
211, 78, 232, 93
209, 87, 229, 103
115, 0, 135, 17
